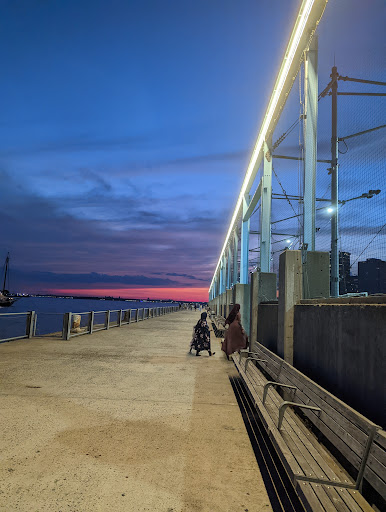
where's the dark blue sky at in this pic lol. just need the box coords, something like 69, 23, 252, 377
1, 0, 384, 300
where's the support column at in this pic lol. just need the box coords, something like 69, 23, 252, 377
260, 140, 272, 272
330, 65, 339, 297
278, 250, 329, 364
233, 231, 239, 286
240, 195, 250, 284
227, 245, 232, 289
303, 35, 318, 251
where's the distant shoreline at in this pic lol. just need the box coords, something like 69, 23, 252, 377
11, 293, 206, 304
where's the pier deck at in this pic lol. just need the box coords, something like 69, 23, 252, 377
0, 310, 272, 512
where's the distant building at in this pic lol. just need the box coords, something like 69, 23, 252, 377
358, 258, 386, 294
339, 251, 351, 294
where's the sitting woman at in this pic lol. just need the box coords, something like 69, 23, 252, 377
190, 312, 215, 357
221, 304, 248, 359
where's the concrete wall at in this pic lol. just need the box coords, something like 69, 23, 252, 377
225, 288, 233, 319
233, 283, 250, 336
250, 271, 277, 352
257, 303, 278, 353
293, 299, 386, 427
278, 250, 329, 364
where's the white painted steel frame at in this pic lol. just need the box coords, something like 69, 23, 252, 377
209, 0, 327, 296
303, 35, 318, 250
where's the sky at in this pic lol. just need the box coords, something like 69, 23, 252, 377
0, 0, 385, 301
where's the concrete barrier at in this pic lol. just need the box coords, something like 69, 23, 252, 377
293, 297, 386, 427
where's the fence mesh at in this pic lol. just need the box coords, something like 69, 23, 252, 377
242, 0, 385, 294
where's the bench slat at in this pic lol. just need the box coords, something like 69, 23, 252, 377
233, 356, 306, 481
237, 355, 354, 486
296, 481, 330, 511
252, 342, 378, 473
262, 379, 353, 485
278, 366, 366, 467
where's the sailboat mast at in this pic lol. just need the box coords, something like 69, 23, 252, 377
3, 253, 9, 292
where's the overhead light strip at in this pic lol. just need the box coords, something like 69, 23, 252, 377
209, 0, 316, 292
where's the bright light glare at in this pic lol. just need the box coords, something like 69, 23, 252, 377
286, 239, 291, 244
209, 0, 318, 293
327, 207, 334, 213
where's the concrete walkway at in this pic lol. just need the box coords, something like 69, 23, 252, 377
0, 310, 272, 512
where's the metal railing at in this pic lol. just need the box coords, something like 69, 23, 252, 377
0, 311, 36, 343
0, 306, 179, 343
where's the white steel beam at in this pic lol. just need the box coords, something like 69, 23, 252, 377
243, 180, 262, 222
233, 231, 238, 286
209, 0, 328, 293
303, 35, 318, 250
240, 195, 250, 284
227, 245, 232, 289
260, 140, 273, 272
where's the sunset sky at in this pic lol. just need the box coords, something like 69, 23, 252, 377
1, 0, 384, 302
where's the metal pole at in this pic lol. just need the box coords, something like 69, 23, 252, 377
260, 140, 272, 272
62, 312, 71, 340
303, 36, 318, 250
240, 195, 250, 283
330, 65, 339, 297
233, 231, 238, 286
227, 245, 232, 289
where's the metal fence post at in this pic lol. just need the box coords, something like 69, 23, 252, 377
63, 312, 71, 340
105, 311, 110, 329
89, 311, 94, 334
32, 311, 37, 336
136, 309, 139, 322
26, 311, 35, 339
118, 310, 122, 327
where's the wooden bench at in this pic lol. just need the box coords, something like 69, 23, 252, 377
232, 342, 383, 511
209, 313, 226, 337
363, 430, 386, 502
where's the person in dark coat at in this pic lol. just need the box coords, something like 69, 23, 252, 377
221, 304, 248, 359
190, 312, 215, 356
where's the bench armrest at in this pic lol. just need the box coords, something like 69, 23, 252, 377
239, 350, 260, 363
278, 401, 321, 430
245, 356, 267, 372
263, 382, 297, 404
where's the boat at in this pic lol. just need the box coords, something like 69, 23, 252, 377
0, 253, 18, 307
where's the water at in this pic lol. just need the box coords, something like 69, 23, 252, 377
0, 296, 176, 340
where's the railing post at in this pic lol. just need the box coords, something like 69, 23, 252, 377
136, 309, 139, 322
105, 311, 110, 329
89, 311, 94, 334
26, 311, 35, 339
128, 309, 131, 324
118, 310, 122, 327
63, 312, 71, 340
